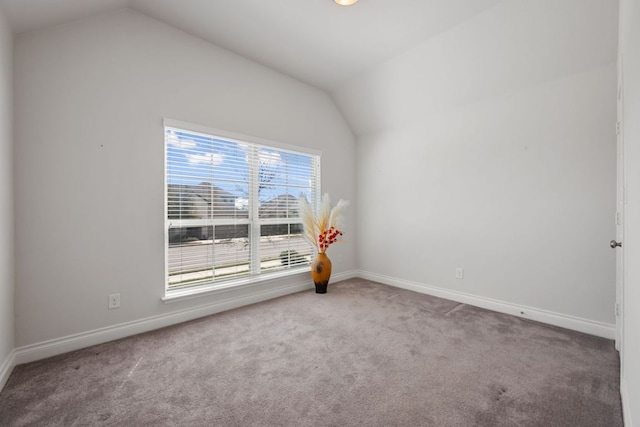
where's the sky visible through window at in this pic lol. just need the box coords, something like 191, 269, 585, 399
166, 128, 315, 209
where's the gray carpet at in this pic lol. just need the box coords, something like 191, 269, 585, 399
0, 279, 623, 426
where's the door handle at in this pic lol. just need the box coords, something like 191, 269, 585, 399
610, 240, 622, 248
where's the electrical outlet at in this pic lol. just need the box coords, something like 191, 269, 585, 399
455, 268, 464, 279
109, 293, 120, 310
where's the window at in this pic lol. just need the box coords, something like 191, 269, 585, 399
164, 120, 320, 294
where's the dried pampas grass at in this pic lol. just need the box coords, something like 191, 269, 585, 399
299, 193, 349, 254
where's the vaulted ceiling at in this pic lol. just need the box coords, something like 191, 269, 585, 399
0, 0, 504, 92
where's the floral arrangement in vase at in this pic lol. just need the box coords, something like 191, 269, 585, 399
299, 193, 349, 254
299, 194, 349, 293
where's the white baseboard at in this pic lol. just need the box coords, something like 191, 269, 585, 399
332, 270, 359, 282
11, 270, 359, 368
621, 375, 633, 427
358, 270, 616, 339
0, 349, 16, 391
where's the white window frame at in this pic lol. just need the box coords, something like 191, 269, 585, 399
163, 119, 321, 301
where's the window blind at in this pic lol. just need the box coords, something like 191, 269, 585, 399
165, 125, 319, 291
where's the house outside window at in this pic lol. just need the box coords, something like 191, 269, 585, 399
164, 120, 320, 295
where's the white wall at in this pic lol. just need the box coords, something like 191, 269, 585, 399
0, 7, 14, 382
334, 0, 618, 331
13, 9, 356, 349
619, 0, 640, 424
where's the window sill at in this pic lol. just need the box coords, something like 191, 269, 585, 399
161, 267, 311, 304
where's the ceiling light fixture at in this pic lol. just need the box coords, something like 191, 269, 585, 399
334, 0, 358, 6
